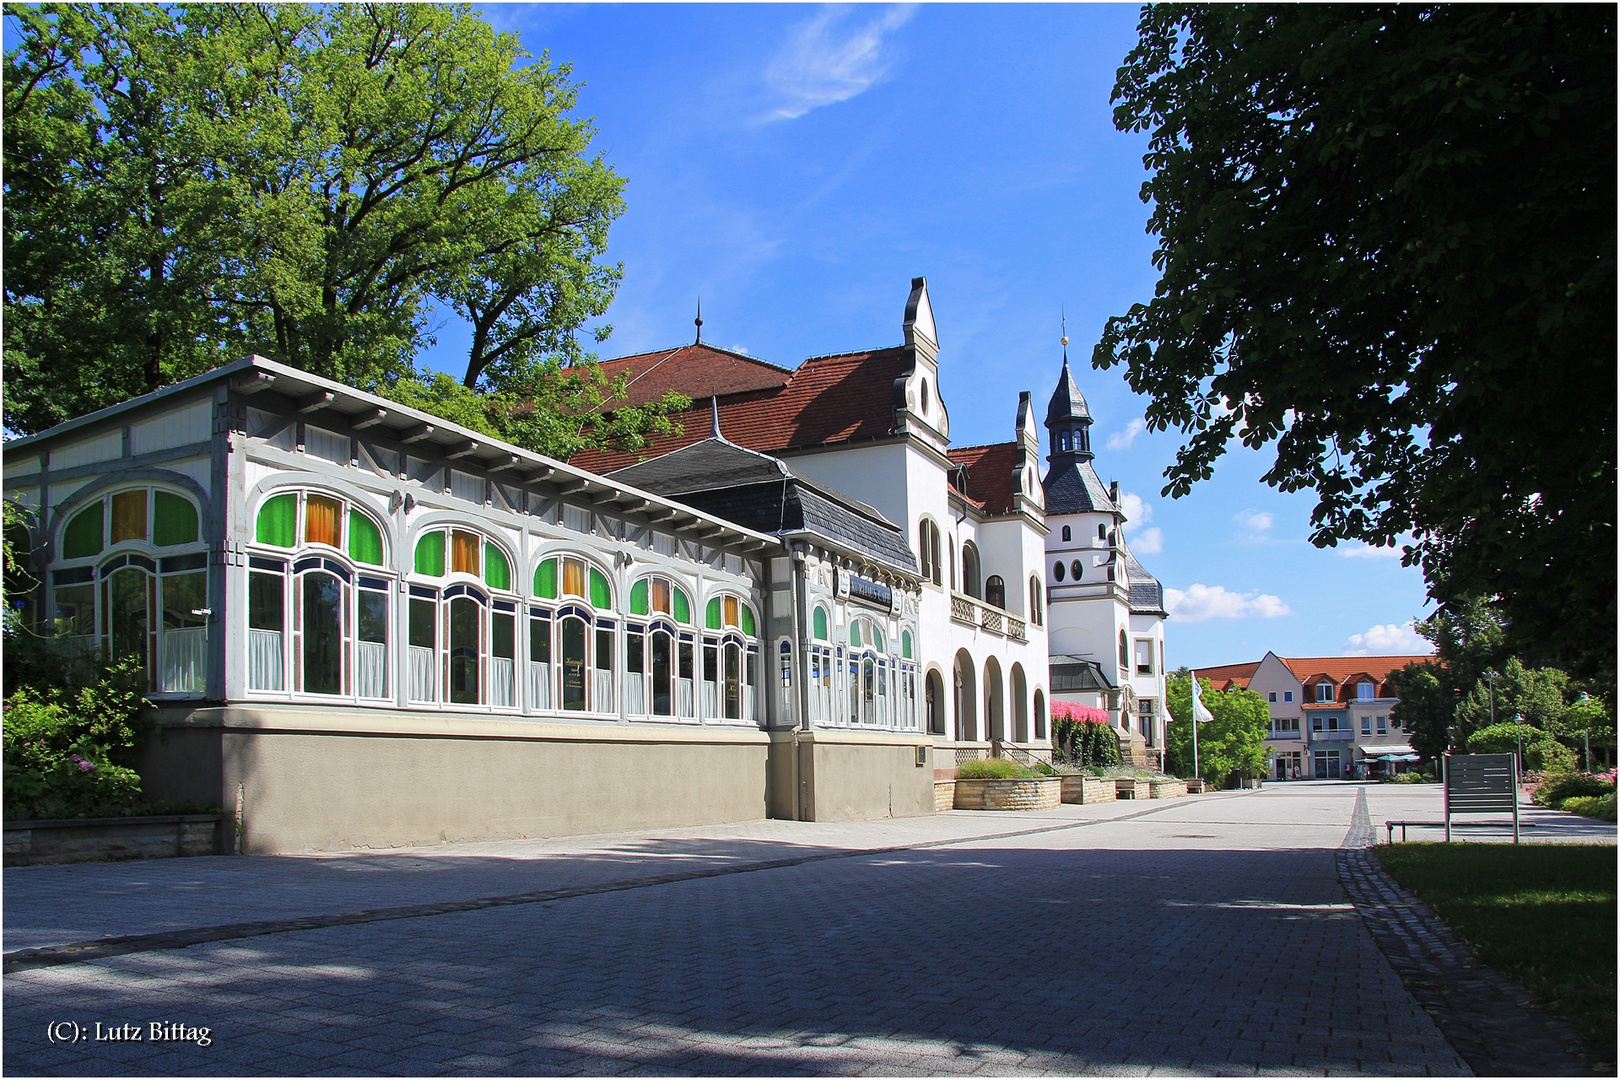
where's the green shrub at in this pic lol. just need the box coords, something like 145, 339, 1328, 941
1467, 722, 1578, 772
2, 656, 146, 820
1052, 717, 1120, 768
1533, 772, 1617, 809
1382, 771, 1432, 784
955, 758, 1037, 779
1561, 794, 1618, 822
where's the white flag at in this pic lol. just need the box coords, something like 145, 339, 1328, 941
1190, 671, 1216, 724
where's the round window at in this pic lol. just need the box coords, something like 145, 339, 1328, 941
1052, 561, 1065, 582
1071, 560, 1083, 580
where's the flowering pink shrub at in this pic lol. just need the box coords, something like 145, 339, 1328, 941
1049, 700, 1110, 725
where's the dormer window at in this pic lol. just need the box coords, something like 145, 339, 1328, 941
1357, 680, 1375, 701
1316, 681, 1335, 703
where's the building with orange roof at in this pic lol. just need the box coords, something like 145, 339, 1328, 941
1200, 652, 1434, 779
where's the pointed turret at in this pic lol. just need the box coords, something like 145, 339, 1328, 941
1045, 357, 1094, 466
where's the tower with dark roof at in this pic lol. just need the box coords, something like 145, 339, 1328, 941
1041, 352, 1169, 768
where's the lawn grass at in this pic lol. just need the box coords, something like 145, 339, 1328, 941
1375, 843, 1616, 1065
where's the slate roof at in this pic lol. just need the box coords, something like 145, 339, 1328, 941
1045, 359, 1091, 425
570, 346, 912, 475
945, 442, 1023, 515
607, 437, 918, 576
1042, 458, 1116, 515
1049, 654, 1117, 692
1122, 547, 1166, 616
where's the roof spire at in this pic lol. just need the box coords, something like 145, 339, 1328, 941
1060, 309, 1069, 365
694, 299, 703, 344
709, 395, 722, 439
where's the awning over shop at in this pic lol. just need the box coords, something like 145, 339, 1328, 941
1355, 744, 1417, 758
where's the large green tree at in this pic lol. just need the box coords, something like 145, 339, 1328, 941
4, 3, 683, 458
1098, 6, 1615, 678
1165, 675, 1270, 786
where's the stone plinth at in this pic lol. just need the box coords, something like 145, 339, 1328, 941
1060, 775, 1116, 804
1149, 778, 1187, 799
953, 777, 1062, 811
4, 815, 227, 866
934, 780, 957, 812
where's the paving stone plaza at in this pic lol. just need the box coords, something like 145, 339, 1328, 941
4, 783, 1612, 1076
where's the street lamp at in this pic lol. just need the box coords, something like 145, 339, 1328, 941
1515, 712, 1524, 772
1485, 668, 1498, 749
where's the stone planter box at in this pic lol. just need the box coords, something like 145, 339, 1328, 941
953, 776, 1061, 811
1114, 777, 1151, 800
933, 780, 957, 812
1149, 778, 1187, 800
1060, 775, 1116, 804
4, 814, 228, 867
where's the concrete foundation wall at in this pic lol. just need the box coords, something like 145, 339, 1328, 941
140, 706, 772, 854
792, 730, 934, 822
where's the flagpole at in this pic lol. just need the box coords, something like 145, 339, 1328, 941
1190, 670, 1201, 779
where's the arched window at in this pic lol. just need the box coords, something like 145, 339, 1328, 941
842, 615, 915, 730
53, 486, 210, 694
247, 489, 391, 701
961, 541, 981, 599
1119, 630, 1129, 669
812, 605, 829, 641
917, 519, 942, 586
1029, 576, 1044, 626
929, 524, 942, 586
524, 553, 615, 716
401, 526, 519, 709
985, 575, 1005, 610
627, 575, 696, 719
1034, 689, 1047, 740
703, 594, 759, 721
809, 605, 834, 726
1061, 525, 1071, 542
1098, 523, 1107, 540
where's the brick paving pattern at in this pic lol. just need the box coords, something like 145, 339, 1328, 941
0, 783, 1563, 1076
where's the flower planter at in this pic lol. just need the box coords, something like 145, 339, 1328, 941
4, 814, 228, 867
953, 776, 1061, 811
1114, 777, 1151, 800
1149, 778, 1187, 800
1060, 775, 1116, 804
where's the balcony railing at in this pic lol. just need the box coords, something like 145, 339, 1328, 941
1310, 728, 1355, 741
950, 592, 1028, 643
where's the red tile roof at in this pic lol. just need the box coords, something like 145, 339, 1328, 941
571, 346, 911, 475
1191, 661, 1261, 690
1280, 656, 1431, 687
946, 442, 1022, 515
592, 343, 793, 409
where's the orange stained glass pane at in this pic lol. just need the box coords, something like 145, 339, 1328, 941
651, 578, 671, 614
724, 596, 739, 628
305, 494, 342, 548
451, 530, 480, 575
110, 491, 147, 543
561, 557, 585, 598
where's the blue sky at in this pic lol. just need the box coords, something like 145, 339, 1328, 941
423, 4, 1436, 669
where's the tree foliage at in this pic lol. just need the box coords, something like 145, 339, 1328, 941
4, 3, 682, 458
1165, 675, 1270, 786
1098, 6, 1615, 678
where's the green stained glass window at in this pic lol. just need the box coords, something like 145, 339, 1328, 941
414, 530, 445, 576
348, 511, 384, 565
589, 568, 611, 610
850, 622, 862, 647
672, 587, 690, 624
812, 606, 828, 641
705, 598, 722, 630
871, 626, 883, 653
484, 544, 510, 590
630, 579, 648, 615
153, 492, 198, 547
63, 502, 104, 559
740, 602, 755, 637
902, 630, 913, 659
535, 558, 558, 598
256, 494, 296, 548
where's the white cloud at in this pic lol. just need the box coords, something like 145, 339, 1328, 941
1106, 418, 1146, 451
1233, 508, 1273, 533
1131, 527, 1163, 555
1338, 537, 1413, 560
1342, 622, 1434, 656
764, 5, 917, 120
1118, 491, 1152, 527
1163, 583, 1293, 623
729, 344, 751, 356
